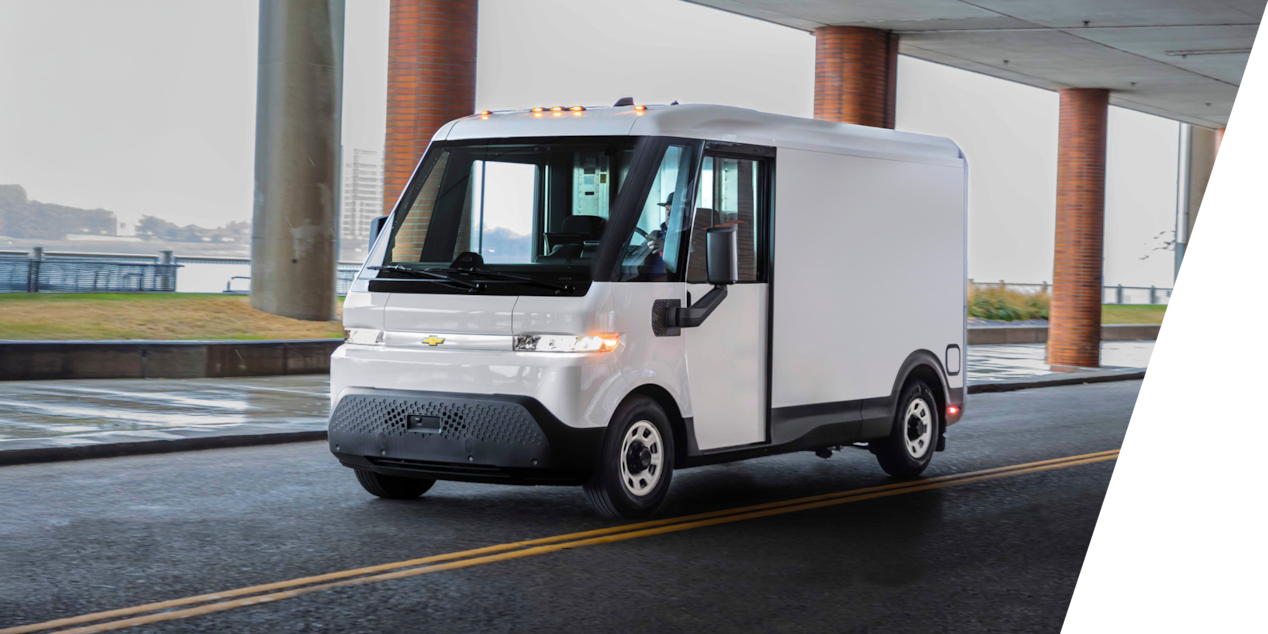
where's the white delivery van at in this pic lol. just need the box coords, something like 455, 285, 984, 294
330, 102, 967, 518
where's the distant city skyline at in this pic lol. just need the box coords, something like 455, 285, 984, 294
339, 148, 384, 256
0, 0, 1184, 286
0, 181, 251, 246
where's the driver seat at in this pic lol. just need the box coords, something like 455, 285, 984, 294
537, 215, 606, 264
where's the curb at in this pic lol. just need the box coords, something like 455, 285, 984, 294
0, 371, 1146, 467
0, 430, 328, 467
0, 334, 1156, 380
967, 369, 1146, 394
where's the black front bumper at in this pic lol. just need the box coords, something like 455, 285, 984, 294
328, 389, 604, 485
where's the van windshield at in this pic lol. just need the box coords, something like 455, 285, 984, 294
380, 137, 642, 287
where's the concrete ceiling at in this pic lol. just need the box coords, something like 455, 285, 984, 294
684, 0, 1265, 127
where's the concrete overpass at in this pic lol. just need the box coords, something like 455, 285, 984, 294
251, 0, 1260, 366
686, 0, 1258, 128
679, 0, 1259, 367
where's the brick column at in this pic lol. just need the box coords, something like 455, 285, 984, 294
813, 26, 897, 128
383, 0, 478, 215
1048, 88, 1109, 368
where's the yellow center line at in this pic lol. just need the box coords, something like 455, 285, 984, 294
3, 450, 1118, 634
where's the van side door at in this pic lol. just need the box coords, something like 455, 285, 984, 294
682, 145, 773, 451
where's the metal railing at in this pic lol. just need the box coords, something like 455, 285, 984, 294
1, 247, 365, 295
968, 279, 1172, 305
170, 255, 361, 295
1, 248, 1174, 304
0, 248, 178, 293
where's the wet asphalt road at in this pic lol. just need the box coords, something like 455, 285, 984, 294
0, 380, 1139, 633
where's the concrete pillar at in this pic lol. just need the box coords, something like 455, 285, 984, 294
1048, 88, 1109, 368
382, 0, 478, 215
250, 0, 345, 321
813, 26, 897, 128
1174, 124, 1221, 274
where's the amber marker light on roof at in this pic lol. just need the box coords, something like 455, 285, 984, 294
634, 105, 647, 111
570, 106, 585, 112
531, 107, 544, 113
550, 106, 563, 111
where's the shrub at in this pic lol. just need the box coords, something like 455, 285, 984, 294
968, 286, 1049, 321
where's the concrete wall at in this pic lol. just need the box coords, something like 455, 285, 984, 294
0, 326, 1158, 380
0, 340, 343, 381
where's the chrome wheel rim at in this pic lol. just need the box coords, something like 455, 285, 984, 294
904, 397, 934, 459
619, 420, 663, 497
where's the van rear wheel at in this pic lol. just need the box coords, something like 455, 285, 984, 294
354, 469, 435, 500
871, 381, 939, 477
583, 395, 675, 519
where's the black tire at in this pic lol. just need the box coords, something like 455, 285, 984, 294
354, 469, 435, 500
871, 381, 939, 477
583, 395, 675, 519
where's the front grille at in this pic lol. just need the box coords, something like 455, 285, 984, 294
367, 457, 511, 478
329, 393, 547, 446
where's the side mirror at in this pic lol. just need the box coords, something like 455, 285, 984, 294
662, 225, 738, 331
706, 225, 738, 286
369, 215, 389, 250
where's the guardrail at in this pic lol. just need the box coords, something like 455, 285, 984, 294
969, 279, 1172, 305
4, 247, 1173, 303
0, 247, 362, 295
170, 255, 361, 295
0, 248, 179, 293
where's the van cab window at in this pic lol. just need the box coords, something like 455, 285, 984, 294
381, 137, 639, 293
613, 143, 698, 283
687, 155, 765, 283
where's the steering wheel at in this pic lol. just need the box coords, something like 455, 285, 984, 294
632, 226, 650, 239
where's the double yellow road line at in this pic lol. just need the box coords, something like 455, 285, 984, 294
3, 449, 1119, 634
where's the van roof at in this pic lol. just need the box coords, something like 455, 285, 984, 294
440, 104, 963, 164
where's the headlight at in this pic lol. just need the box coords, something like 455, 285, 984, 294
514, 334, 620, 353
344, 328, 384, 345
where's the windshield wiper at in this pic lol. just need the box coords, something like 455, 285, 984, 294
368, 265, 483, 292
425, 267, 575, 294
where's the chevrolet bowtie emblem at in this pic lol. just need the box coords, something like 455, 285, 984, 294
421, 335, 446, 346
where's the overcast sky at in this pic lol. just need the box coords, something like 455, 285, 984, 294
0, 0, 1181, 286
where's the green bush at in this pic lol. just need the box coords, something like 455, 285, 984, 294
968, 287, 1049, 321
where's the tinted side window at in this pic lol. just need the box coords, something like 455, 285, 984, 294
687, 155, 766, 283
612, 143, 698, 282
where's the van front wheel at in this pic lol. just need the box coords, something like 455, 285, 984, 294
871, 381, 939, 477
583, 396, 675, 519
354, 469, 435, 500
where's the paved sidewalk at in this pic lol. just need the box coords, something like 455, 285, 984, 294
0, 342, 1151, 463
969, 341, 1152, 382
